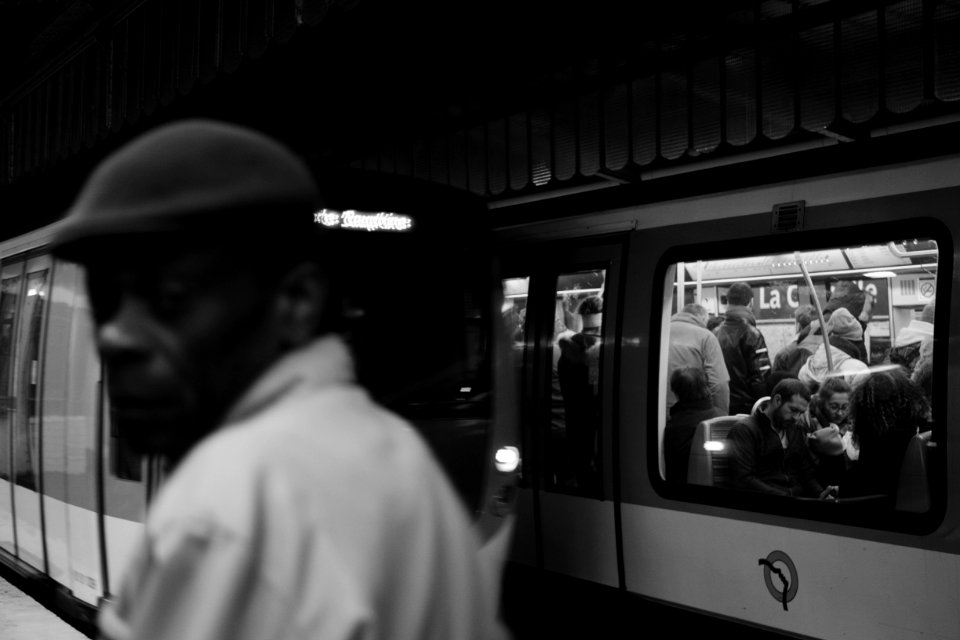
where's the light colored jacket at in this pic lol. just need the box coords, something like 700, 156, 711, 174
798, 342, 869, 388
98, 335, 507, 640
668, 311, 730, 414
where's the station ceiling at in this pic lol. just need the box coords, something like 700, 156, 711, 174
0, 0, 958, 238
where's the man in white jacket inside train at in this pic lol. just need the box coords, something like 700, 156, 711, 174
49, 119, 508, 640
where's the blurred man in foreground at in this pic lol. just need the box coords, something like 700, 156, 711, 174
51, 119, 508, 640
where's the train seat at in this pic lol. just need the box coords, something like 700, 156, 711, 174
687, 415, 744, 488
895, 430, 934, 513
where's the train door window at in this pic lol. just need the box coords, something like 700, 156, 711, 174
0, 262, 23, 485
0, 260, 24, 553
657, 239, 941, 526
551, 269, 605, 493
12, 262, 50, 492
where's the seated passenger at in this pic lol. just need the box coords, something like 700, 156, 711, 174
798, 377, 853, 487
844, 368, 931, 504
727, 378, 837, 499
798, 308, 869, 388
664, 366, 723, 484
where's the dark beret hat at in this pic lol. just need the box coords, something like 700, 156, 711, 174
50, 118, 322, 262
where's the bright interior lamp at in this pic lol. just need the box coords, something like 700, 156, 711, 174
863, 270, 897, 279
495, 446, 521, 473
704, 441, 725, 452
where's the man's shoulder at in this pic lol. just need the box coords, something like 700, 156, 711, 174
728, 413, 761, 435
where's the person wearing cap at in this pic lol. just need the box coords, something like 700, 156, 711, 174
50, 119, 507, 640
822, 280, 871, 362
797, 308, 869, 390
713, 282, 771, 415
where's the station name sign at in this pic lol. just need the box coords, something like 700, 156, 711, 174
721, 280, 885, 320
314, 208, 413, 232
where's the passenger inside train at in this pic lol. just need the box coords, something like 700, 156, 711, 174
661, 239, 939, 514
502, 270, 606, 495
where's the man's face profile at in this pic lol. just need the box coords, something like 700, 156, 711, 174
86, 245, 283, 461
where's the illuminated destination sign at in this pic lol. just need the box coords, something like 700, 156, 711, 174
314, 208, 413, 232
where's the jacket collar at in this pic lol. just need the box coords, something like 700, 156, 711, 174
222, 334, 355, 426
723, 306, 756, 324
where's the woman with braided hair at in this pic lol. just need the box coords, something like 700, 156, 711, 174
845, 367, 932, 504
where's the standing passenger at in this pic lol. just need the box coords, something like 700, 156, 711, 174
798, 308, 869, 390
667, 303, 729, 415
50, 119, 508, 640
771, 304, 821, 379
557, 295, 603, 491
714, 282, 771, 415
823, 280, 871, 362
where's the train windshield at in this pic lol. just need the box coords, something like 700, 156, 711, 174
658, 237, 939, 518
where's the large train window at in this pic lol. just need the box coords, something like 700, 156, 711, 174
657, 238, 941, 525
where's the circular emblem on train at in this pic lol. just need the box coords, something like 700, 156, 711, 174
758, 550, 798, 611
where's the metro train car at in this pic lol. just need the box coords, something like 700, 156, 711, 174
496, 152, 960, 639
0, 171, 520, 633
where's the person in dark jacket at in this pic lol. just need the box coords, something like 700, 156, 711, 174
714, 282, 771, 415
845, 368, 931, 505
664, 366, 723, 484
771, 304, 820, 379
727, 378, 838, 499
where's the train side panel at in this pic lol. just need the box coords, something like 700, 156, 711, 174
617, 178, 960, 638
499, 154, 960, 639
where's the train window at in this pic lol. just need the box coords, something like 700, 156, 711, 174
658, 240, 939, 521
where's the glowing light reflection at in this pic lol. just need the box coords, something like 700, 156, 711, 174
495, 446, 521, 473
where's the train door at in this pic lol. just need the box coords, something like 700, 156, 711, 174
40, 259, 108, 605
0, 258, 22, 556
502, 238, 624, 587
0, 253, 52, 572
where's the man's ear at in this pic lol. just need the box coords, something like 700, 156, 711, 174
769, 393, 783, 411
273, 263, 328, 348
